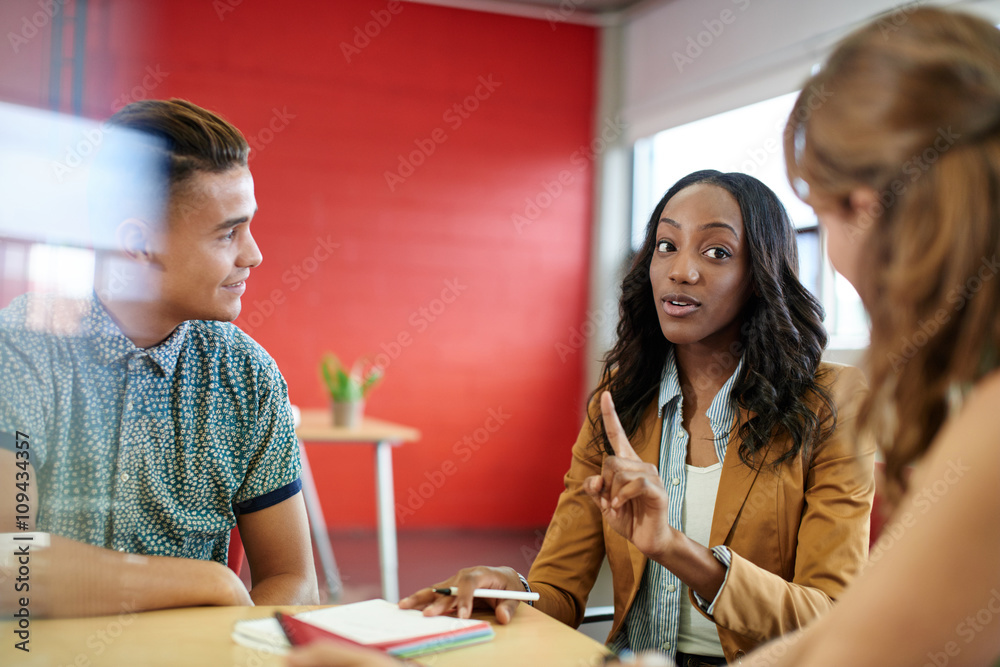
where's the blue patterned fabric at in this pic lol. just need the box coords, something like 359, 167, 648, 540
0, 294, 300, 564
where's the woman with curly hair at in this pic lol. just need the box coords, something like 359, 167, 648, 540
399, 169, 875, 666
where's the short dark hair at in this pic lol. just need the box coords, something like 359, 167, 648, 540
107, 98, 248, 192
87, 99, 248, 243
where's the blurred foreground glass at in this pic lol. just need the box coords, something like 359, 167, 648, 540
0, 101, 167, 310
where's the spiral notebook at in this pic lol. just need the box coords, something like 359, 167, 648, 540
232, 598, 494, 658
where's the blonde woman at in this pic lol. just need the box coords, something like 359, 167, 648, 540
741, 7, 1000, 667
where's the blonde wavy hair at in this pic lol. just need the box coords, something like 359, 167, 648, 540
784, 7, 1000, 502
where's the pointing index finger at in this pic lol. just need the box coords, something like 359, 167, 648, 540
600, 391, 640, 460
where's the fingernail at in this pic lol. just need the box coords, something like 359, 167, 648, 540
600, 497, 608, 510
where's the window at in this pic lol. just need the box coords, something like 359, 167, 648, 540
631, 92, 869, 348
0, 239, 95, 308
26, 243, 95, 298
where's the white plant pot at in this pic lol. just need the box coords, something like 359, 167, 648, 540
332, 399, 364, 428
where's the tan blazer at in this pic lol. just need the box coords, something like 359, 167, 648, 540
527, 362, 875, 663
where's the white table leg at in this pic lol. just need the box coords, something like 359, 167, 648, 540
299, 440, 343, 599
374, 440, 399, 602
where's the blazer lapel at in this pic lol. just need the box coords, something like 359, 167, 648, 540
710, 407, 769, 547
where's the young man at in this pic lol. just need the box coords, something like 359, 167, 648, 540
0, 99, 318, 617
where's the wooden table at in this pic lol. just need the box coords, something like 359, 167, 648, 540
2, 604, 611, 666
295, 411, 420, 603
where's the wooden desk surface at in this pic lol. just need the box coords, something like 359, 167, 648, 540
2, 603, 610, 667
295, 409, 421, 443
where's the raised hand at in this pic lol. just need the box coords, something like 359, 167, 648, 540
582, 392, 677, 560
398, 565, 523, 624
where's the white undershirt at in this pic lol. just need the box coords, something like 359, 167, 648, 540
677, 461, 725, 657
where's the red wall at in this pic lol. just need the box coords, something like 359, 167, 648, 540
1, 0, 598, 530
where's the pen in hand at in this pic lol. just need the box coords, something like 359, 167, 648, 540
432, 587, 540, 602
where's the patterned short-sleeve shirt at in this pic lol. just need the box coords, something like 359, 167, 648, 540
0, 294, 301, 564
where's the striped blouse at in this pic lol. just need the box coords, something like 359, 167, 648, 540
608, 346, 741, 659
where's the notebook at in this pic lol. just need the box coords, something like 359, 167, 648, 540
232, 598, 494, 658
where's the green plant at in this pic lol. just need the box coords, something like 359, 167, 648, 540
319, 353, 382, 402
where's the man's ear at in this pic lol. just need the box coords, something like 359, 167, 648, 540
115, 218, 155, 262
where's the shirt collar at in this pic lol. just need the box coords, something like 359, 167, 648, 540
144, 321, 189, 376
656, 345, 744, 430
709, 354, 744, 433
85, 295, 188, 376
657, 347, 683, 417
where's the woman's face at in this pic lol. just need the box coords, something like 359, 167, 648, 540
649, 183, 753, 348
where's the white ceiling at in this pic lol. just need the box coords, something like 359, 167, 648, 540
489, 0, 647, 10
404, 0, 661, 25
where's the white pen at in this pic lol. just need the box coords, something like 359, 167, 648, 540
432, 587, 540, 602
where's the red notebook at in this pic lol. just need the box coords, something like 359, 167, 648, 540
271, 599, 494, 657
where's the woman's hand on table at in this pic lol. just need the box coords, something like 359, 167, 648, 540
398, 565, 524, 624
583, 392, 678, 562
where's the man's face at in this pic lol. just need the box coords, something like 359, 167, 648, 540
152, 166, 261, 324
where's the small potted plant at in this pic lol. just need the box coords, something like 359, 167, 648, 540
319, 353, 382, 428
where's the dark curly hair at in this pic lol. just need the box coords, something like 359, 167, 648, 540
589, 170, 836, 468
